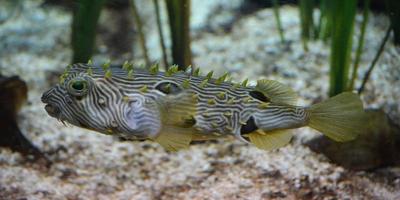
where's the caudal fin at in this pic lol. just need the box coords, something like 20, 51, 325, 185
307, 92, 366, 142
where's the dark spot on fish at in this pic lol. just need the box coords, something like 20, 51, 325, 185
155, 81, 182, 95
190, 140, 219, 145
240, 116, 258, 137
75, 96, 84, 101
182, 115, 196, 128
249, 90, 270, 102
117, 136, 147, 142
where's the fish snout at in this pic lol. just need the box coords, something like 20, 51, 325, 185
41, 88, 54, 103
42, 88, 61, 118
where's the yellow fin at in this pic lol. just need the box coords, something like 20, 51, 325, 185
307, 92, 366, 142
154, 91, 198, 151
154, 126, 192, 152
255, 79, 297, 105
247, 129, 292, 151
191, 132, 222, 141
157, 92, 197, 127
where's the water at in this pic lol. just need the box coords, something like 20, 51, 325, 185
0, 1, 399, 199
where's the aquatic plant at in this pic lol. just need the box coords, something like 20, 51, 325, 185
153, 0, 169, 69
299, 0, 315, 50
130, 0, 150, 66
385, 0, 400, 45
358, 25, 392, 94
357, 0, 400, 92
272, 0, 285, 44
327, 0, 357, 97
305, 0, 397, 95
71, 0, 106, 63
70, 0, 191, 70
316, 0, 332, 41
165, 0, 192, 70
349, 0, 370, 90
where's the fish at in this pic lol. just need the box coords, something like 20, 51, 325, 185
41, 62, 366, 151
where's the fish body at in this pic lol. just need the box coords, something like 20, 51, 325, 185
42, 63, 366, 151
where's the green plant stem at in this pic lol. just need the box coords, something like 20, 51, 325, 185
315, 3, 322, 39
130, 0, 150, 67
328, 0, 357, 97
165, 0, 192, 70
318, 0, 332, 41
358, 26, 392, 94
299, 0, 315, 51
385, 0, 400, 45
349, 0, 370, 90
71, 0, 106, 63
272, 0, 285, 44
153, 0, 169, 69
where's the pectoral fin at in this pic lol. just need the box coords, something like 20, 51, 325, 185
157, 92, 197, 127
153, 92, 198, 151
154, 126, 193, 152
246, 129, 292, 151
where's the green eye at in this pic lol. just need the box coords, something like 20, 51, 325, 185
72, 81, 85, 91
68, 78, 88, 97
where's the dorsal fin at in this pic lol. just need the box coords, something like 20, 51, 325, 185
246, 129, 292, 151
255, 79, 297, 105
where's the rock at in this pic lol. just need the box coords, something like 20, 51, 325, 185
306, 109, 400, 170
0, 75, 48, 163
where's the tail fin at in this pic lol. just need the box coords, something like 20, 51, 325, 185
307, 92, 366, 142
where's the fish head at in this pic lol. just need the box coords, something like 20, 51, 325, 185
41, 64, 158, 140
42, 71, 100, 130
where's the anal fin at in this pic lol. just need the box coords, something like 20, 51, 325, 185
247, 129, 292, 151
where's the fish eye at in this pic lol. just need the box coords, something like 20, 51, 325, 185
68, 78, 88, 97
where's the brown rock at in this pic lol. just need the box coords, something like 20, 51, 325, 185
306, 109, 400, 170
0, 75, 48, 164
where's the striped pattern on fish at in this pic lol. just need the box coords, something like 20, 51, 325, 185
41, 62, 366, 151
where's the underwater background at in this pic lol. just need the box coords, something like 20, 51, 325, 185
0, 0, 399, 199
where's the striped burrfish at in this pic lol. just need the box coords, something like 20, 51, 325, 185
41, 62, 366, 151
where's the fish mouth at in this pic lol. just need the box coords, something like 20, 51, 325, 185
45, 103, 60, 118
44, 104, 69, 126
